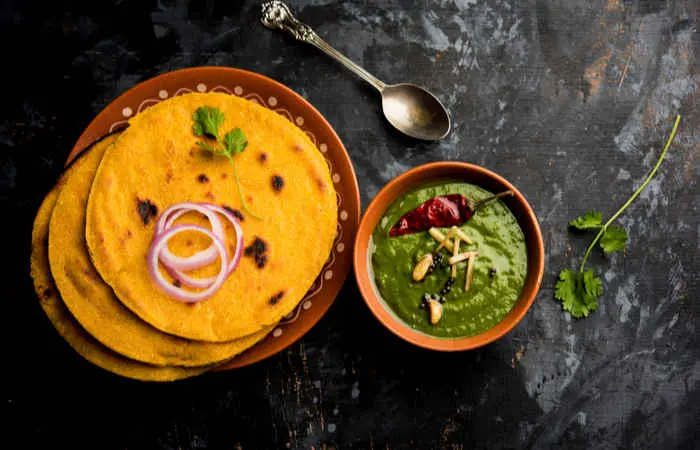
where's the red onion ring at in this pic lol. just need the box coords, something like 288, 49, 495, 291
148, 202, 246, 301
155, 203, 225, 271
201, 204, 244, 276
163, 265, 217, 290
158, 204, 245, 288
148, 224, 228, 303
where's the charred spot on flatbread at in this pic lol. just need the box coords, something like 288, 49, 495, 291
137, 199, 158, 225
272, 175, 284, 192
42, 288, 53, 301
223, 205, 245, 222
119, 229, 133, 247
173, 279, 182, 288
269, 290, 286, 305
245, 237, 269, 269
245, 237, 267, 255
78, 263, 104, 285
259, 152, 268, 163
205, 191, 215, 201
197, 174, 209, 183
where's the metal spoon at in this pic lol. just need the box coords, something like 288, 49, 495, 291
261, 1, 451, 141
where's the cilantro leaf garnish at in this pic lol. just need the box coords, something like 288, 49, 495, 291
570, 212, 628, 254
192, 106, 225, 139
195, 141, 219, 153
192, 106, 260, 220
599, 226, 627, 254
555, 115, 680, 318
555, 269, 601, 318
223, 129, 247, 155
569, 211, 603, 230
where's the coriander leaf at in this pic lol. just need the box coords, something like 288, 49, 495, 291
583, 269, 602, 298
223, 128, 248, 155
599, 225, 627, 254
191, 109, 260, 220
555, 269, 602, 318
555, 115, 681, 320
569, 211, 604, 230
554, 269, 579, 312
192, 106, 225, 139
195, 141, 219, 153
193, 122, 203, 137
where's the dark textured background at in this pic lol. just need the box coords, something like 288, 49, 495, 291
3, 0, 698, 448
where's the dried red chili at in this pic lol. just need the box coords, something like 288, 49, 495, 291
389, 191, 513, 237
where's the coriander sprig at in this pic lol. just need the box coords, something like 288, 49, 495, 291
555, 115, 681, 318
192, 106, 260, 220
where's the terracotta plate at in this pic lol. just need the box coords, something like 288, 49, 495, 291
68, 67, 360, 369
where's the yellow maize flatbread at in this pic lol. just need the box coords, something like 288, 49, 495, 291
85, 93, 337, 342
48, 134, 272, 367
30, 181, 207, 381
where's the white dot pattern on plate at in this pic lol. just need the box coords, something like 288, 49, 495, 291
196, 83, 207, 92
336, 243, 345, 253
332, 173, 341, 183
121, 107, 133, 117
302, 301, 312, 310
268, 96, 278, 106
158, 90, 168, 99
295, 116, 304, 126
340, 210, 348, 221
324, 270, 333, 280
234, 86, 243, 95
320, 143, 327, 153
272, 328, 283, 338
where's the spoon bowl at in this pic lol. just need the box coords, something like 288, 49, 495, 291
381, 83, 451, 141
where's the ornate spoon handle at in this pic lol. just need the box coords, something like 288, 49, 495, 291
261, 1, 386, 91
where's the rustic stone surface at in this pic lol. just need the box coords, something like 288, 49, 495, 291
4, 0, 697, 448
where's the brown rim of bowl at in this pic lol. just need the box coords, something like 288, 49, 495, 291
353, 161, 545, 351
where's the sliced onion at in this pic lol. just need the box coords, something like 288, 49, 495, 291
148, 224, 228, 303
201, 204, 244, 276
155, 203, 225, 271
148, 202, 246, 301
164, 265, 217, 290
157, 204, 244, 287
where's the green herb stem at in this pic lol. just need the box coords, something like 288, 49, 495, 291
578, 114, 681, 272
578, 227, 607, 273
229, 158, 261, 220
471, 190, 514, 211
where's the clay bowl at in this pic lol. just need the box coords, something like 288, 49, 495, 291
353, 162, 544, 351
